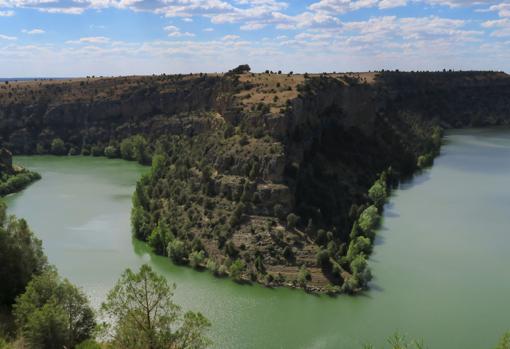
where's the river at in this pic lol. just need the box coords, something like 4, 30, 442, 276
3, 129, 510, 348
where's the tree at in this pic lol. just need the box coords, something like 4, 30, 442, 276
104, 145, 119, 159
229, 259, 245, 281
357, 205, 380, 238
297, 265, 311, 287
188, 250, 205, 269
50, 138, 66, 155
0, 203, 47, 307
167, 239, 188, 264
286, 213, 299, 229
120, 138, 135, 160
13, 268, 95, 349
368, 180, 387, 208
496, 332, 510, 349
350, 254, 372, 288
101, 264, 211, 349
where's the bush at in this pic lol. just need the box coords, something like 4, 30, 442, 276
368, 179, 387, 208
167, 239, 188, 264
68, 147, 79, 156
91, 145, 104, 157
189, 250, 205, 269
316, 249, 330, 269
286, 213, 299, 229
229, 259, 245, 281
297, 265, 311, 287
104, 145, 119, 158
50, 138, 66, 155
357, 205, 380, 238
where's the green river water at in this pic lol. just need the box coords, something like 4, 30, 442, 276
3, 129, 510, 348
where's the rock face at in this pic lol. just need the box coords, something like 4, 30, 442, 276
2, 71, 510, 292
0, 148, 13, 175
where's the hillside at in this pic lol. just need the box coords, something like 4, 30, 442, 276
1, 69, 510, 293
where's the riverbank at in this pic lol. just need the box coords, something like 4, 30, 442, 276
6, 132, 510, 348
0, 148, 40, 197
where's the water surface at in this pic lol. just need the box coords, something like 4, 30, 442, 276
4, 129, 510, 348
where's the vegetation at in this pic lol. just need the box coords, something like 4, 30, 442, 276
0, 202, 47, 308
0, 170, 40, 197
13, 268, 96, 349
0, 70, 489, 294
101, 264, 211, 349
0, 205, 212, 349
50, 138, 66, 156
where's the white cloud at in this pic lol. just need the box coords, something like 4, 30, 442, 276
164, 25, 195, 37
222, 34, 240, 40
22, 28, 45, 34
0, 9, 14, 15
66, 36, 110, 44
0, 34, 17, 40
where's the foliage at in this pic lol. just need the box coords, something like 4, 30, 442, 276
50, 138, 66, 156
189, 250, 205, 269
286, 213, 299, 229
229, 259, 246, 281
101, 264, 211, 349
496, 332, 510, 349
368, 180, 387, 208
13, 268, 95, 349
0, 203, 47, 307
120, 135, 151, 165
297, 265, 311, 287
362, 333, 425, 349
167, 239, 188, 264
104, 145, 119, 159
0, 171, 40, 197
358, 205, 380, 239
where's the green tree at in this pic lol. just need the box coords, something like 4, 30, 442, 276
167, 239, 188, 264
0, 203, 47, 307
13, 268, 95, 349
286, 213, 299, 229
104, 145, 119, 159
101, 264, 211, 349
120, 138, 135, 161
50, 138, 66, 156
297, 265, 311, 287
229, 259, 246, 281
496, 332, 510, 349
358, 205, 380, 239
368, 180, 387, 208
188, 250, 205, 269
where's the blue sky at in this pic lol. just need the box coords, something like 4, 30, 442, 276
1, 0, 510, 76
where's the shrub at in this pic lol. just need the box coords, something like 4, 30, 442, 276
91, 145, 104, 157
358, 205, 380, 238
368, 179, 387, 208
316, 249, 330, 269
167, 239, 188, 264
50, 138, 66, 155
286, 213, 299, 229
229, 259, 245, 281
104, 145, 119, 158
297, 265, 311, 287
189, 250, 205, 269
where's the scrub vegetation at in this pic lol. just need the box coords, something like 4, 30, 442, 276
0, 149, 40, 197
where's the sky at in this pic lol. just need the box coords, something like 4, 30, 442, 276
0, 0, 510, 76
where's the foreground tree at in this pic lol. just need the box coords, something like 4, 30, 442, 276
13, 268, 96, 349
0, 203, 47, 307
101, 264, 211, 349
